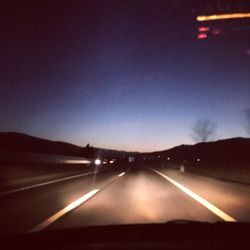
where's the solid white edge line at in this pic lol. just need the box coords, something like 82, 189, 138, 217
152, 169, 237, 222
29, 189, 99, 233
0, 171, 96, 196
29, 171, 126, 232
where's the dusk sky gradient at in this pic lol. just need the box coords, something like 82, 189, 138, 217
1, 1, 250, 151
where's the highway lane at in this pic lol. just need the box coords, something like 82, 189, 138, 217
50, 167, 250, 230
1, 165, 250, 235
49, 168, 228, 230
0, 167, 126, 234
0, 171, 97, 196
158, 168, 250, 221
0, 162, 95, 192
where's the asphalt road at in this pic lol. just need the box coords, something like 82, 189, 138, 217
1, 165, 250, 235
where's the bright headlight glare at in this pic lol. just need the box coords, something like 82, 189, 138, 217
94, 159, 101, 165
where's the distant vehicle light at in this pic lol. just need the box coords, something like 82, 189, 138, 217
167, 157, 170, 160
198, 26, 210, 32
197, 158, 201, 162
95, 159, 101, 165
109, 160, 114, 164
128, 156, 135, 163
197, 33, 207, 39
211, 28, 221, 35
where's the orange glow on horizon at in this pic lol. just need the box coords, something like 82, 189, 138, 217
197, 13, 250, 22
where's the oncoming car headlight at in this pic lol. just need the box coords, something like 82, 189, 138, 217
94, 159, 101, 165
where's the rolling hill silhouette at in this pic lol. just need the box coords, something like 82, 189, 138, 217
147, 137, 250, 163
1, 132, 249, 163
0, 132, 137, 159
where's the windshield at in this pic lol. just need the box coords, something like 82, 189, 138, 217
1, 0, 250, 235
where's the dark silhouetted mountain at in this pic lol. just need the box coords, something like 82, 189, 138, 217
1, 132, 249, 163
146, 137, 250, 163
0, 132, 138, 159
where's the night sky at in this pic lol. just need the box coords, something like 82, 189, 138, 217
1, 1, 250, 151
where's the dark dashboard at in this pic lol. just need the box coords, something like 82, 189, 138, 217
2, 222, 250, 250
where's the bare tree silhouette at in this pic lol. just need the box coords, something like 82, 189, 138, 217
192, 119, 217, 142
245, 108, 250, 136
